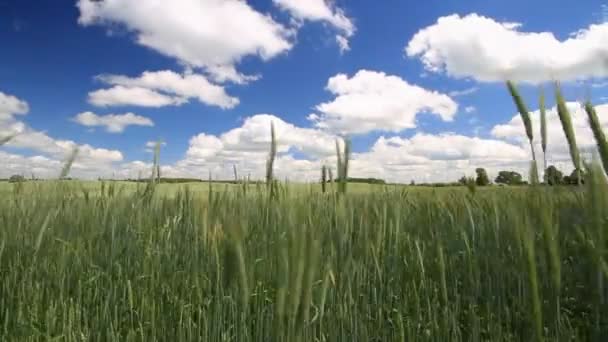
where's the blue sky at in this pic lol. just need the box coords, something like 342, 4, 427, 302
1, 0, 608, 182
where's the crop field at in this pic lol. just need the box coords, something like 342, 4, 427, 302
1, 84, 608, 342
0, 171, 607, 341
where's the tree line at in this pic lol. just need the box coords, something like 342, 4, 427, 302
461, 166, 585, 187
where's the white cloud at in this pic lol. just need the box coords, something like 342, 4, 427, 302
464, 106, 476, 113
77, 0, 293, 83
0, 91, 29, 121
145, 140, 167, 153
0, 92, 125, 178
143, 111, 531, 183
73, 111, 154, 133
491, 101, 608, 165
336, 35, 350, 53
185, 113, 336, 164
89, 86, 183, 107
89, 70, 239, 109
346, 133, 530, 183
592, 80, 608, 88
273, 0, 355, 51
449, 86, 478, 97
145, 141, 166, 148
309, 70, 458, 134
0, 150, 62, 178
406, 13, 608, 83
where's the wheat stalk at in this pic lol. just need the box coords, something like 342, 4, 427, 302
554, 82, 582, 184
539, 86, 548, 170
584, 101, 608, 174
507, 81, 538, 182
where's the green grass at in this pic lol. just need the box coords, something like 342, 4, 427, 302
0, 176, 607, 341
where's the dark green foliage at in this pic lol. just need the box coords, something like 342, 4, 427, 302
495, 170, 525, 185
8, 174, 25, 183
321, 165, 327, 193
564, 168, 586, 185
544, 165, 564, 185
334, 177, 386, 184
475, 168, 490, 186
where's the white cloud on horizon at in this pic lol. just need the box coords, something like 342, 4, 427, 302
0, 91, 125, 178
491, 101, 608, 166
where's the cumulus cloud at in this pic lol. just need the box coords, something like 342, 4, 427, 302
127, 111, 530, 184
0, 91, 125, 178
0, 91, 29, 121
309, 70, 458, 134
89, 70, 239, 109
406, 13, 608, 83
77, 0, 292, 83
166, 130, 531, 183
273, 0, 355, 52
73, 111, 154, 133
185, 114, 336, 164
1, 103, 537, 182
492, 101, 608, 165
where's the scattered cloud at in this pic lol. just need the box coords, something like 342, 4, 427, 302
464, 106, 476, 113
309, 70, 458, 135
591, 80, 608, 88
73, 111, 154, 133
406, 13, 608, 83
0, 94, 540, 183
335, 35, 350, 53
449, 86, 478, 97
0, 91, 125, 178
117, 112, 531, 184
0, 91, 29, 121
273, 0, 355, 52
77, 0, 293, 84
88, 86, 184, 108
89, 70, 239, 109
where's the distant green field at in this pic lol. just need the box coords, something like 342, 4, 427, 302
0, 173, 606, 341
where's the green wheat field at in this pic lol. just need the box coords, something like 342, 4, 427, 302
1, 84, 608, 341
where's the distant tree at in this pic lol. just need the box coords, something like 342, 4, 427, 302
8, 175, 25, 183
563, 168, 585, 185
475, 168, 490, 186
410, 179, 415, 186
458, 176, 468, 185
495, 171, 524, 185
544, 165, 564, 185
